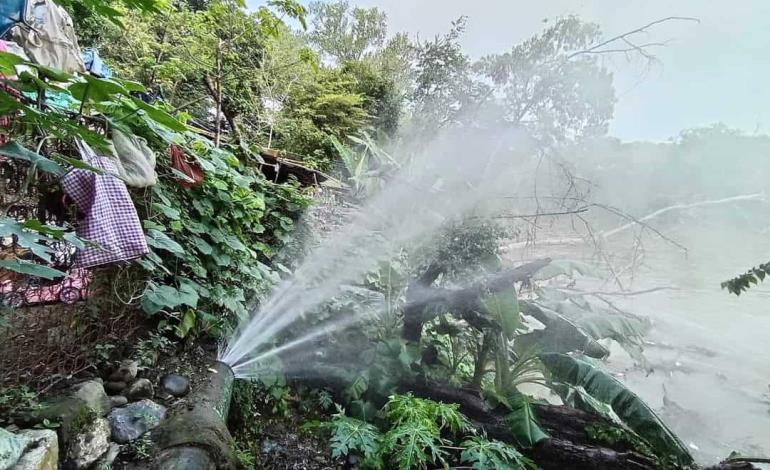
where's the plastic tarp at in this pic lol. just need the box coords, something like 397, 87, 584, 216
0, 0, 26, 38
9, 0, 85, 73
82, 47, 113, 78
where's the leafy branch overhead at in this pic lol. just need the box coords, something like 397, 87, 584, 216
722, 261, 770, 295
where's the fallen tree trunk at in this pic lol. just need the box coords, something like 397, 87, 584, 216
403, 258, 551, 342
400, 378, 757, 470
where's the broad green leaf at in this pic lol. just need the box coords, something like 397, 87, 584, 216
130, 97, 187, 132
0, 51, 25, 75
506, 392, 549, 448
145, 229, 185, 256
0, 142, 65, 176
69, 76, 129, 103
52, 154, 104, 174
191, 236, 213, 255
0, 217, 55, 259
481, 287, 520, 339
539, 353, 693, 466
175, 309, 196, 338
517, 301, 609, 359
152, 203, 181, 220
36, 65, 73, 82
0, 260, 65, 279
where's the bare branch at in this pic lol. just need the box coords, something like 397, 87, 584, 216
567, 16, 700, 60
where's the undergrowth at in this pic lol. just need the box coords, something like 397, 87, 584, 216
307, 393, 536, 470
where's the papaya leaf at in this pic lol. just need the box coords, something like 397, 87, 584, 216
539, 353, 693, 466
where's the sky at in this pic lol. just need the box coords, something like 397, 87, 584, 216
253, 0, 770, 142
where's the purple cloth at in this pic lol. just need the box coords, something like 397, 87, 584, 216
60, 140, 148, 268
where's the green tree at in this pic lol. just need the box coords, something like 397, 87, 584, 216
475, 16, 615, 145
307, 0, 387, 63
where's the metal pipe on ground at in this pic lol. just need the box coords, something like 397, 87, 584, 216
147, 361, 236, 470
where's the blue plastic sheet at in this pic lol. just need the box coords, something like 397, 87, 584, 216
0, 0, 26, 39
82, 47, 113, 78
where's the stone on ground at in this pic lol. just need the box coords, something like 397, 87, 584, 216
108, 360, 138, 383
126, 378, 154, 401
0, 427, 29, 469
92, 442, 121, 470
71, 380, 112, 416
66, 418, 110, 469
13, 429, 58, 470
108, 399, 166, 444
159, 374, 190, 397
109, 395, 128, 408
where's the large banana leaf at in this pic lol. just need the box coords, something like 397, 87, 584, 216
575, 314, 648, 343
483, 389, 549, 448
517, 301, 609, 358
481, 287, 520, 339
539, 353, 693, 467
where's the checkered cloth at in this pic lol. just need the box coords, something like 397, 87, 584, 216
60, 140, 148, 268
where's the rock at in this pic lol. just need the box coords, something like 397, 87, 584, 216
92, 442, 120, 470
0, 427, 29, 469
159, 374, 190, 397
108, 359, 138, 383
261, 438, 283, 455
152, 447, 216, 470
110, 395, 128, 407
14, 429, 58, 470
66, 418, 110, 469
71, 380, 112, 416
104, 381, 127, 395
108, 399, 166, 444
126, 378, 154, 401
11, 396, 91, 447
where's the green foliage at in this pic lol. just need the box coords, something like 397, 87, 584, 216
0, 218, 92, 280
0, 386, 39, 422
134, 325, 174, 366
307, 1, 387, 63
474, 16, 614, 144
722, 261, 770, 295
539, 353, 694, 467
460, 436, 536, 470
504, 393, 549, 448
424, 219, 505, 279
318, 394, 541, 470
137, 136, 310, 329
481, 287, 521, 339
326, 409, 383, 462
70, 406, 98, 434
0, 142, 65, 176
379, 394, 469, 469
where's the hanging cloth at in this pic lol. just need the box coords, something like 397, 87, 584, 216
8, 0, 85, 73
0, 0, 26, 39
60, 140, 148, 268
110, 129, 157, 188
169, 144, 204, 188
